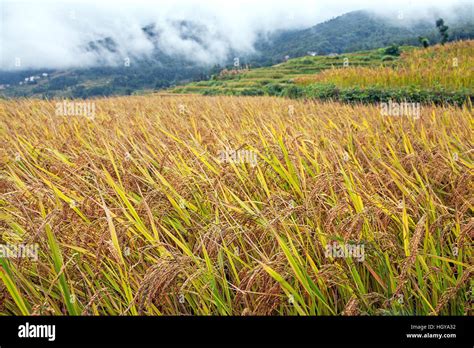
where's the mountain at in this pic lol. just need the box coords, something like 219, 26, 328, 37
1, 9, 473, 98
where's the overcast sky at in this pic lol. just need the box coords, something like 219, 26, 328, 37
0, 0, 470, 70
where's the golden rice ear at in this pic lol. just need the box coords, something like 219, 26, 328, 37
342, 295, 360, 316
236, 255, 288, 315
430, 268, 473, 316
137, 256, 194, 314
241, 307, 253, 316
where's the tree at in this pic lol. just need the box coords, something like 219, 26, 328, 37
436, 18, 449, 45
418, 36, 430, 48
384, 44, 400, 56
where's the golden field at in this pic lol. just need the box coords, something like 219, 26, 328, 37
0, 95, 472, 315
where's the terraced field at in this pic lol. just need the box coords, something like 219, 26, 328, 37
170, 47, 410, 95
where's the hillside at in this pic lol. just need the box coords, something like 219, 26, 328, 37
170, 40, 474, 105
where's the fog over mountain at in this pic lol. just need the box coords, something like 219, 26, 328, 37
0, 0, 471, 70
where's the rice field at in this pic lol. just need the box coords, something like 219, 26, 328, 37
295, 40, 474, 91
0, 95, 472, 315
